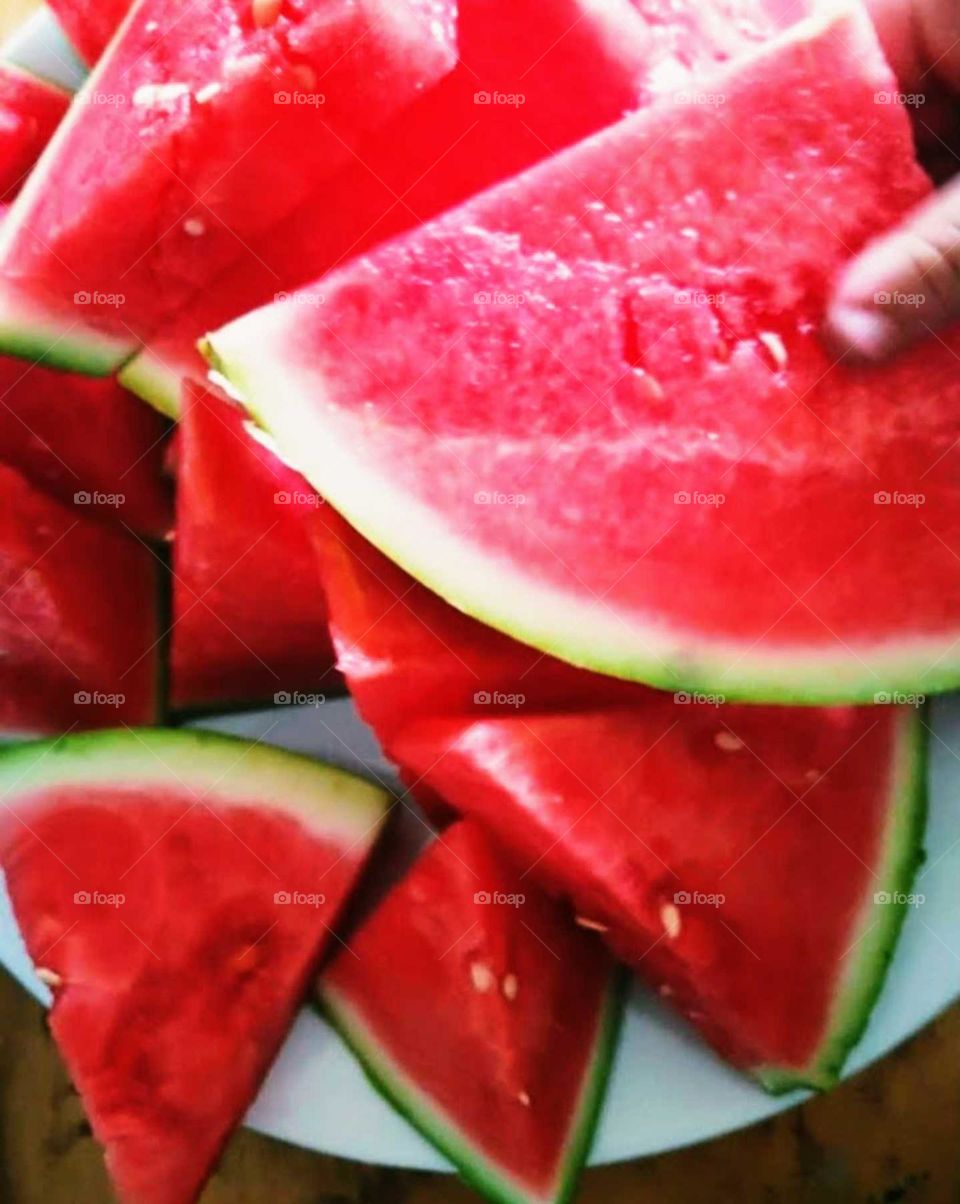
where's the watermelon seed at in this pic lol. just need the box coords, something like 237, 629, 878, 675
714, 731, 744, 752
636, 370, 664, 403
575, 915, 609, 933
502, 973, 519, 1001
660, 902, 682, 940
183, 218, 206, 238
517, 1091, 531, 1108
470, 961, 495, 993
132, 83, 191, 108
36, 967, 62, 989
757, 331, 788, 372
195, 83, 223, 105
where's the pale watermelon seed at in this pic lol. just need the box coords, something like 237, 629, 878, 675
575, 915, 609, 933
758, 331, 788, 371
470, 961, 495, 993
660, 902, 682, 939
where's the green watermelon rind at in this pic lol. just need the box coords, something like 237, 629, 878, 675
0, 60, 72, 102
0, 728, 389, 841
118, 347, 183, 419
755, 707, 929, 1094
320, 967, 627, 1204
200, 337, 960, 705
0, 0, 146, 379
0, 276, 137, 376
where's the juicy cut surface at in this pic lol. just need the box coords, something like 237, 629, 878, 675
324, 821, 620, 1202
310, 506, 924, 1085
209, 4, 960, 700
0, 0, 457, 337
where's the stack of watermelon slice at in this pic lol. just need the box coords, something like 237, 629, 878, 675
0, 0, 950, 1200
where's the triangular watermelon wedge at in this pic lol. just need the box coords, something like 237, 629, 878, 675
120, 0, 671, 416
322, 820, 624, 1204
0, 728, 389, 1204
0, 0, 457, 351
308, 506, 928, 1091
207, 2, 960, 703
170, 384, 335, 712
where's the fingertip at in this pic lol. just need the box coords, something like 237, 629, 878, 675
822, 301, 905, 364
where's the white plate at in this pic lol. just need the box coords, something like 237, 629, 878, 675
2, 10, 958, 1173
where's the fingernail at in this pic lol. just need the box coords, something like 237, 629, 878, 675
823, 303, 904, 362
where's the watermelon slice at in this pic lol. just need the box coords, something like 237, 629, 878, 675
308, 506, 928, 1090
207, 3, 960, 704
0, 464, 160, 735
171, 383, 335, 712
0, 345, 171, 537
0, 0, 457, 352
46, 0, 132, 65
120, 0, 663, 414
0, 63, 70, 202
120, 0, 799, 417
0, 728, 388, 1204
322, 820, 623, 1204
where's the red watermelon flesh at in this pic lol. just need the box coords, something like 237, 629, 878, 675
624, 0, 808, 92
0, 728, 389, 1204
396, 709, 924, 1091
0, 0, 457, 344
46, 0, 134, 65
0, 464, 160, 735
0, 63, 70, 202
323, 820, 623, 1204
308, 505, 926, 1090
311, 506, 638, 737
0, 346, 171, 538
207, 4, 960, 704
123, 0, 793, 415
171, 383, 335, 711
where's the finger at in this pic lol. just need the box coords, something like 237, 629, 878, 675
824, 173, 960, 360
866, 0, 960, 91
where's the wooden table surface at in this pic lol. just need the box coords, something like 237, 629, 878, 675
0, 966, 956, 1204
0, 3, 957, 1202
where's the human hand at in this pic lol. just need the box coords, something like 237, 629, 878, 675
824, 0, 960, 360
